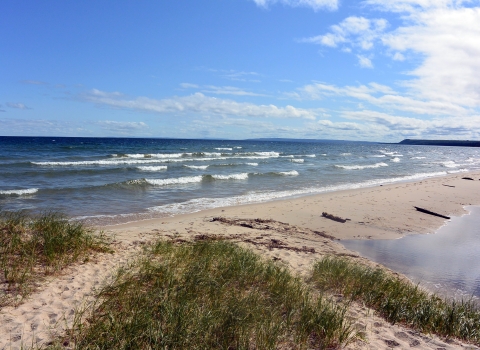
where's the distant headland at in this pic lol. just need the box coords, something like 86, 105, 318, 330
399, 139, 480, 147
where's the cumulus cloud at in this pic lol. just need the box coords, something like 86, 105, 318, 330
83, 89, 318, 120
302, 1, 480, 109
252, 0, 338, 11
6, 102, 30, 110
381, 5, 480, 107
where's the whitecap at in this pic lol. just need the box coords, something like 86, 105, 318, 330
211, 173, 249, 180
146, 176, 203, 186
335, 162, 389, 170
254, 152, 280, 157
278, 170, 299, 176
439, 161, 459, 168
137, 166, 168, 171
184, 165, 209, 170
291, 159, 304, 163
0, 188, 38, 196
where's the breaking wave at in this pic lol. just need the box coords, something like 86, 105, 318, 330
137, 166, 168, 171
184, 165, 209, 170
0, 188, 39, 196
211, 173, 249, 180
335, 162, 389, 170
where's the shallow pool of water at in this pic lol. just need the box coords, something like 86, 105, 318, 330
341, 206, 480, 300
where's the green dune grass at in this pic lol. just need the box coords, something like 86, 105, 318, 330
0, 211, 111, 307
311, 256, 480, 345
59, 241, 355, 349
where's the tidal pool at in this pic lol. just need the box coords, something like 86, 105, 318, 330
341, 206, 480, 300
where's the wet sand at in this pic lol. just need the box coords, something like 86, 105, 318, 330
1, 171, 480, 349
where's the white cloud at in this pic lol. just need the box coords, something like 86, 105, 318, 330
97, 120, 148, 132
302, 1, 480, 109
201, 85, 266, 97
392, 52, 405, 61
6, 102, 30, 110
0, 118, 83, 135
252, 0, 339, 11
222, 70, 261, 82
341, 109, 480, 138
357, 55, 373, 68
363, 0, 470, 13
294, 80, 471, 116
180, 83, 266, 96
180, 83, 199, 89
317, 119, 363, 130
301, 16, 388, 50
381, 5, 480, 107
84, 89, 318, 120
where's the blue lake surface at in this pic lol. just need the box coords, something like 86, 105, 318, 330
1, 136, 480, 226
342, 206, 480, 299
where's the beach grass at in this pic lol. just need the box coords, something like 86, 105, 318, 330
0, 211, 111, 307
58, 240, 355, 349
311, 256, 480, 345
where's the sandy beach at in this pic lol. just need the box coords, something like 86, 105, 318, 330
1, 171, 480, 349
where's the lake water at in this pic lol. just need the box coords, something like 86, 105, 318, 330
341, 206, 480, 300
1, 136, 480, 226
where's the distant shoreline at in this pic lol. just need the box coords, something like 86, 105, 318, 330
399, 139, 480, 147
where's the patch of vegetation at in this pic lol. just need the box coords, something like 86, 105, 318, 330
311, 256, 480, 345
0, 211, 112, 307
63, 241, 355, 349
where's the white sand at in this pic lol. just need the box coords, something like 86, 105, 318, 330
1, 171, 480, 349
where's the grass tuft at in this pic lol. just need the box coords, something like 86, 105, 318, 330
0, 211, 112, 307
311, 256, 480, 345
64, 241, 355, 349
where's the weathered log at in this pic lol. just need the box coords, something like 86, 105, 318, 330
414, 206, 450, 219
442, 184, 455, 188
322, 212, 348, 223
462, 177, 474, 180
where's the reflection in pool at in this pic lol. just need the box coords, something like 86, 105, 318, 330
341, 206, 480, 299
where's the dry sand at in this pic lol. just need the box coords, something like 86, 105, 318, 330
1, 171, 480, 349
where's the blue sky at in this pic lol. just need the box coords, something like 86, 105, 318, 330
2, 0, 480, 141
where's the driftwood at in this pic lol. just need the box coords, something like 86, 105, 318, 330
322, 212, 349, 223
462, 177, 474, 181
414, 206, 450, 219
442, 184, 455, 188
